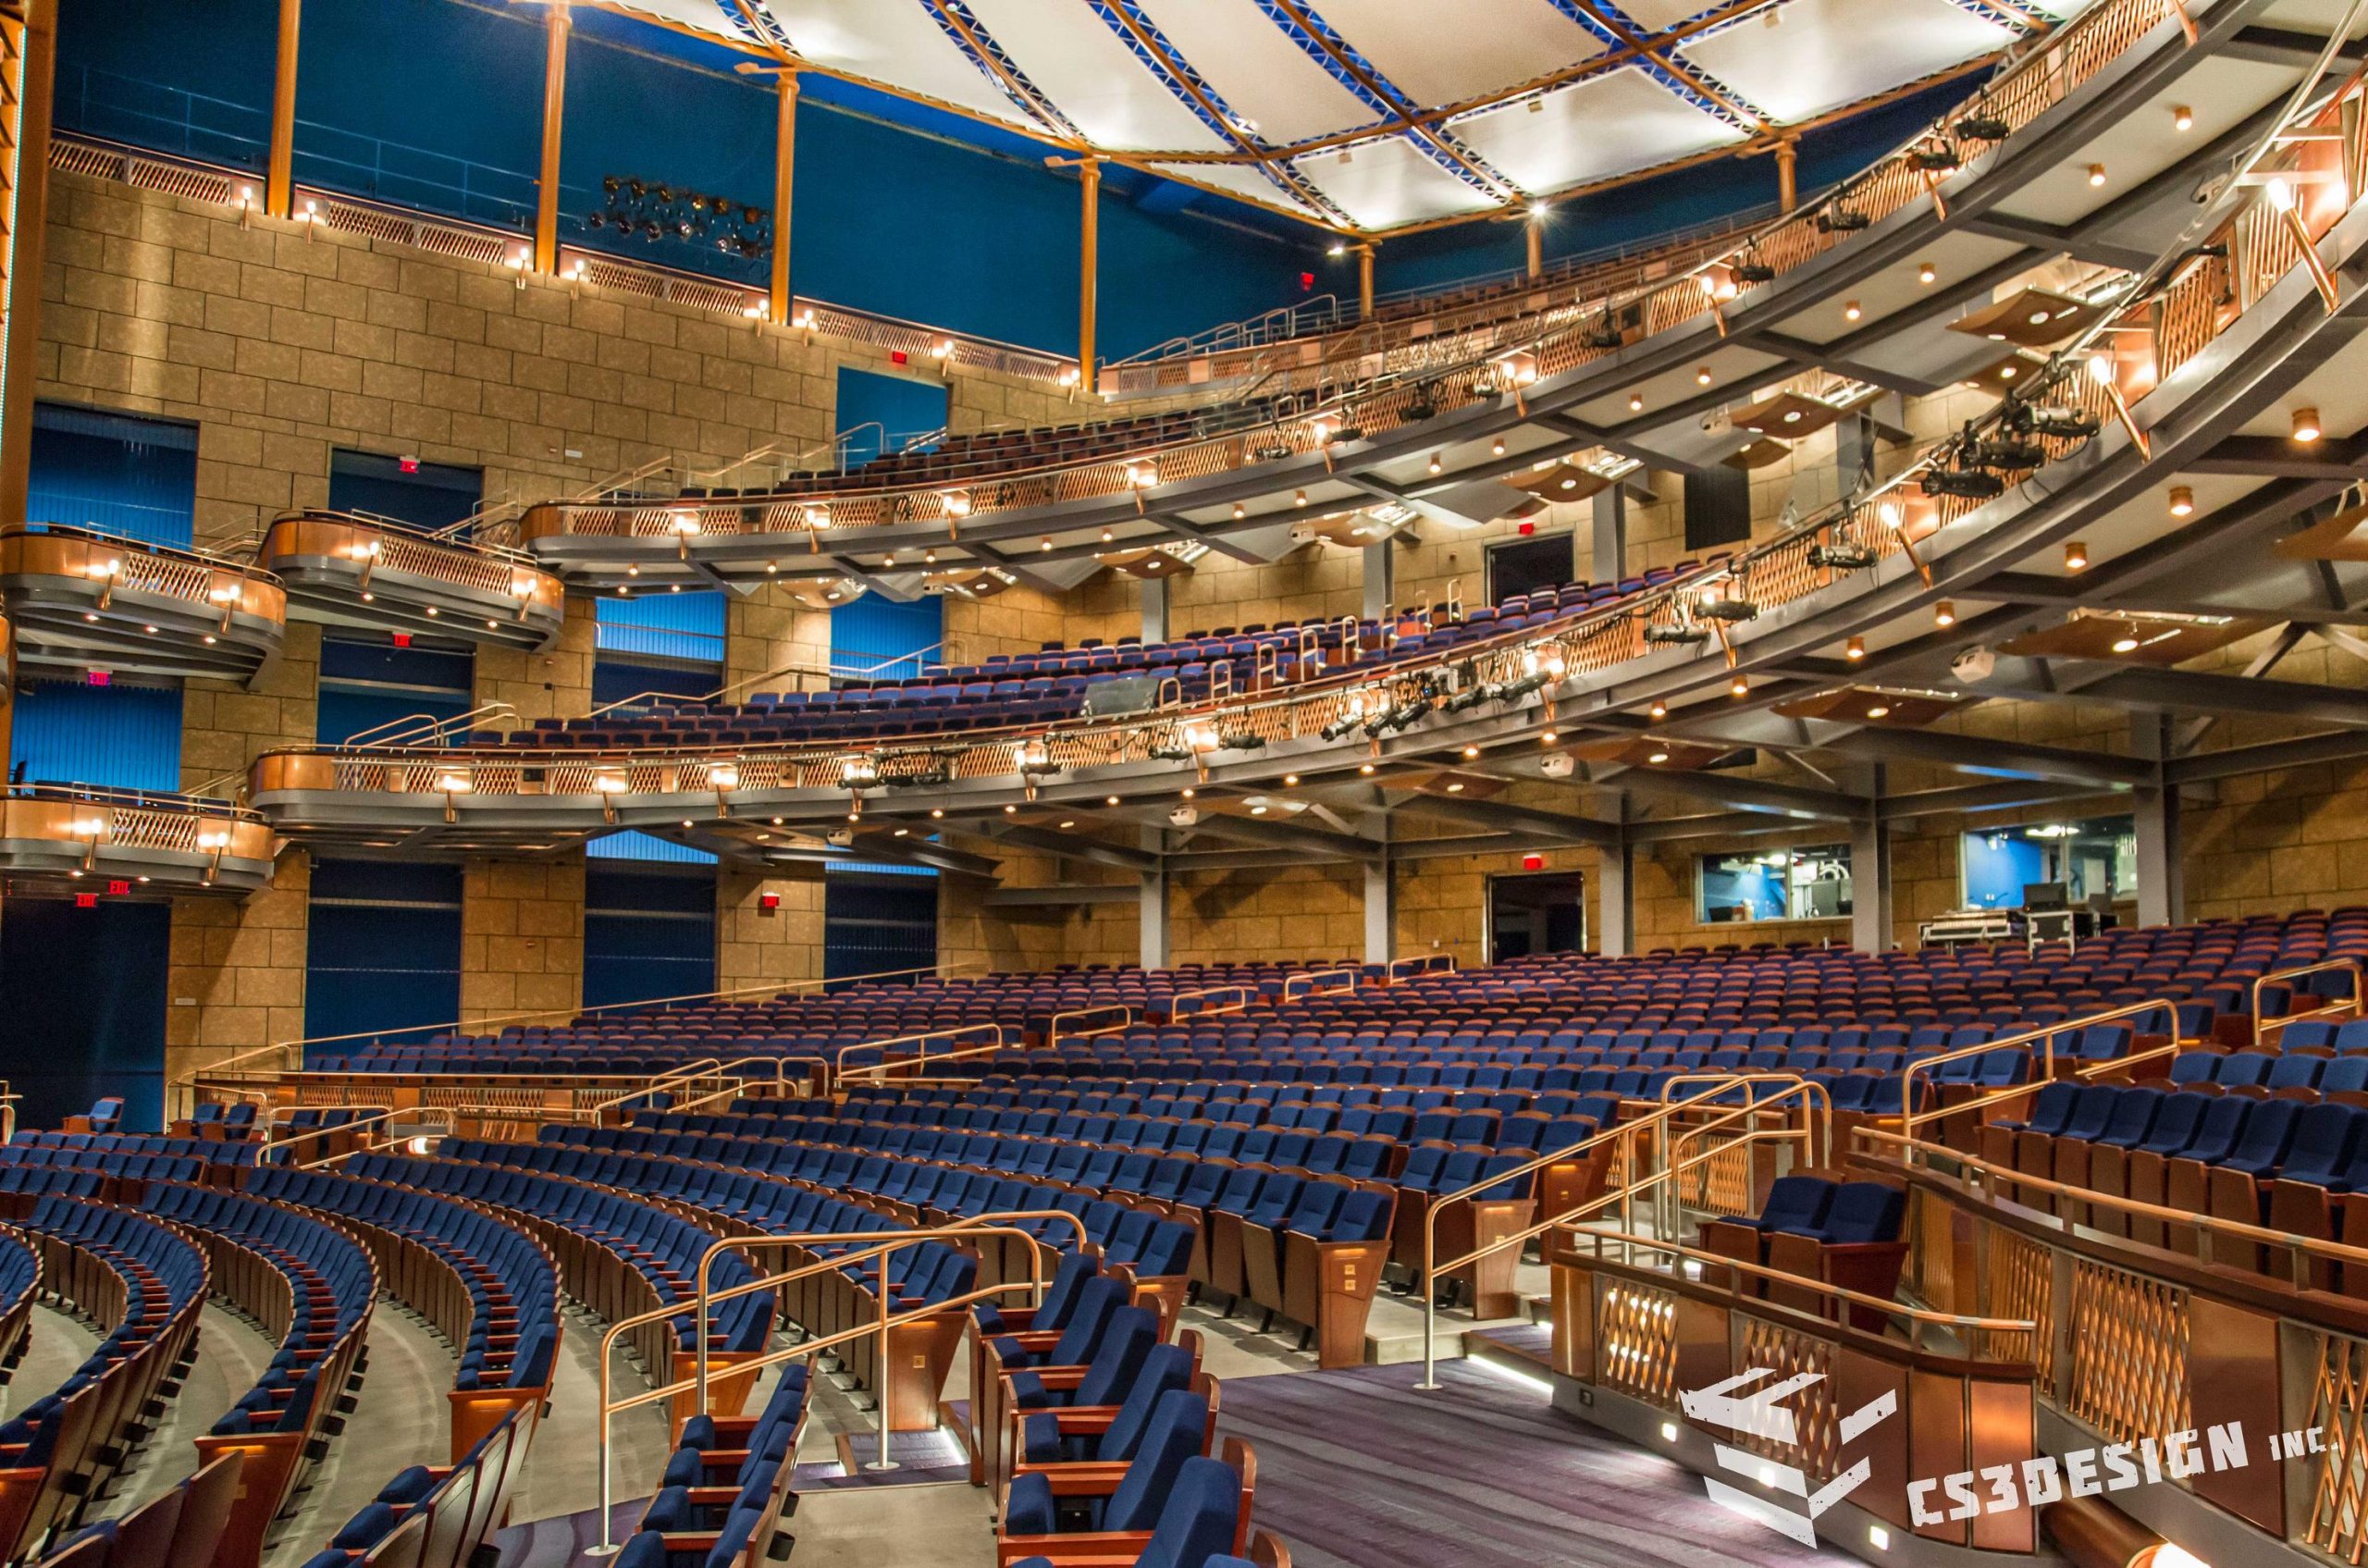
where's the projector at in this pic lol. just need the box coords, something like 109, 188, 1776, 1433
1808, 541, 1877, 571
2013, 405, 2101, 440
1289, 523, 1318, 545
1645, 623, 1711, 646
1539, 754, 1575, 780
1816, 209, 1870, 234
827, 829, 855, 847
1954, 113, 2010, 142
1967, 439, 2047, 471
1729, 262, 1775, 285
1951, 647, 1997, 684
1167, 806, 1200, 827
1909, 146, 1961, 171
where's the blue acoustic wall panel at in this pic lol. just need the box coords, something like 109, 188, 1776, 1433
7, 679, 184, 794
56, 0, 276, 171
27, 405, 198, 548
588, 831, 716, 866
831, 588, 943, 682
295, 0, 541, 229
1963, 833, 2048, 909
824, 874, 939, 983
0, 898, 170, 1132
596, 589, 726, 668
834, 368, 948, 470
327, 450, 484, 533
585, 866, 718, 1010
304, 859, 464, 1051
315, 635, 476, 747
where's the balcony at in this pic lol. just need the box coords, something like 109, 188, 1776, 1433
258, 511, 565, 650
0, 784, 277, 895
0, 525, 285, 683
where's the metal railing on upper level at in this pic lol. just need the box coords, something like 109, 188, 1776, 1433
2254, 957, 2366, 1044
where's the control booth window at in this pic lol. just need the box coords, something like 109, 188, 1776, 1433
1960, 816, 2137, 909
1696, 846, 1853, 924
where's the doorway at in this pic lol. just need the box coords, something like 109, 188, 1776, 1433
1488, 870, 1588, 962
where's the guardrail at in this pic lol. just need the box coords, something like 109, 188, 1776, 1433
2253, 956, 2366, 1044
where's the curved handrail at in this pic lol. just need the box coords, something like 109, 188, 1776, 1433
2252, 957, 2366, 1044
1045, 1004, 1137, 1045
1278, 967, 1360, 1004
593, 1210, 1090, 1546
1414, 1075, 1793, 1386
1160, 984, 1252, 1021
1860, 1125, 2368, 1289
1655, 1071, 1834, 1178
668, 1056, 832, 1113
832, 1022, 1006, 1082
1896, 996, 2183, 1130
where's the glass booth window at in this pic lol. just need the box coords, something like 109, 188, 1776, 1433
1696, 846, 1853, 924
1959, 816, 2137, 908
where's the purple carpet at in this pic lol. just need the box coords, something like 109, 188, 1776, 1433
1214, 1361, 1855, 1568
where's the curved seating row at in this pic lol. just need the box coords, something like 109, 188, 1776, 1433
138, 1185, 376, 1568
0, 1200, 208, 1563
240, 1166, 561, 1454
296, 1406, 536, 1568
612, 1364, 807, 1568
26, 1454, 243, 1568
334, 1153, 771, 1419
0, 1237, 36, 1393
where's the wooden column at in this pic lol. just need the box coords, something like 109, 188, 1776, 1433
1525, 216, 1543, 278
1355, 241, 1375, 319
1775, 141, 1798, 213
533, 2, 572, 275
769, 69, 798, 326
0, 0, 57, 531
1077, 157, 1101, 394
265, 0, 300, 218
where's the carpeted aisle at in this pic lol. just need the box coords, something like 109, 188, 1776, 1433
1215, 1361, 1856, 1568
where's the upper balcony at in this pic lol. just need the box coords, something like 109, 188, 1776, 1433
510, 0, 2250, 599
0, 524, 286, 684
0, 783, 277, 895
257, 511, 566, 651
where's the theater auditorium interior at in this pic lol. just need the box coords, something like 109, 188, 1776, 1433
8, 0, 2368, 1566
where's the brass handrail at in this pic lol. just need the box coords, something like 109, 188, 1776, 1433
1414, 1077, 1794, 1388
2253, 957, 2366, 1046
1896, 996, 2182, 1131
580, 1057, 723, 1122
1860, 1126, 2368, 1287
1567, 1223, 2040, 1350
836, 1033, 1012, 1087
593, 1209, 1089, 1549
1045, 1005, 1137, 1044
1279, 968, 1360, 1003
173, 957, 982, 1116
1159, 985, 1252, 1021
667, 1056, 832, 1115
1655, 1072, 1834, 1188
832, 1022, 1007, 1081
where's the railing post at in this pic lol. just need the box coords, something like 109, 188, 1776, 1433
265, 0, 300, 220
867, 1245, 898, 1470
770, 68, 797, 327
532, 1, 571, 276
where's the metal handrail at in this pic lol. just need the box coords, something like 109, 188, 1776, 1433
579, 1056, 724, 1122
339, 701, 519, 751
2253, 957, 2366, 1044
1861, 1125, 2368, 1289
1566, 1223, 2039, 1352
1896, 996, 2182, 1130
1413, 1078, 1783, 1387
667, 1056, 832, 1114
593, 1210, 1089, 1549
1160, 985, 1252, 1020
832, 1023, 1006, 1082
1414, 1084, 1855, 1389
1654, 1072, 1834, 1182
291, 1106, 458, 1169
1279, 967, 1360, 1003
1045, 1005, 1137, 1044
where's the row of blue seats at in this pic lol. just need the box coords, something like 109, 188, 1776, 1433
448, 1135, 1194, 1285
625, 1364, 808, 1568
6, 1132, 258, 1167
2168, 1050, 2368, 1094
340, 1154, 775, 1357
245, 1167, 560, 1392
143, 1186, 375, 1439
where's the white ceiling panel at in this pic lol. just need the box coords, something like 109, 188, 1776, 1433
1311, 0, 1609, 108
713, 1, 1041, 127
1451, 67, 1746, 194
961, 0, 1231, 151
1681, 0, 2013, 123
1133, 0, 1383, 143
1295, 136, 1500, 228
1149, 160, 1311, 213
